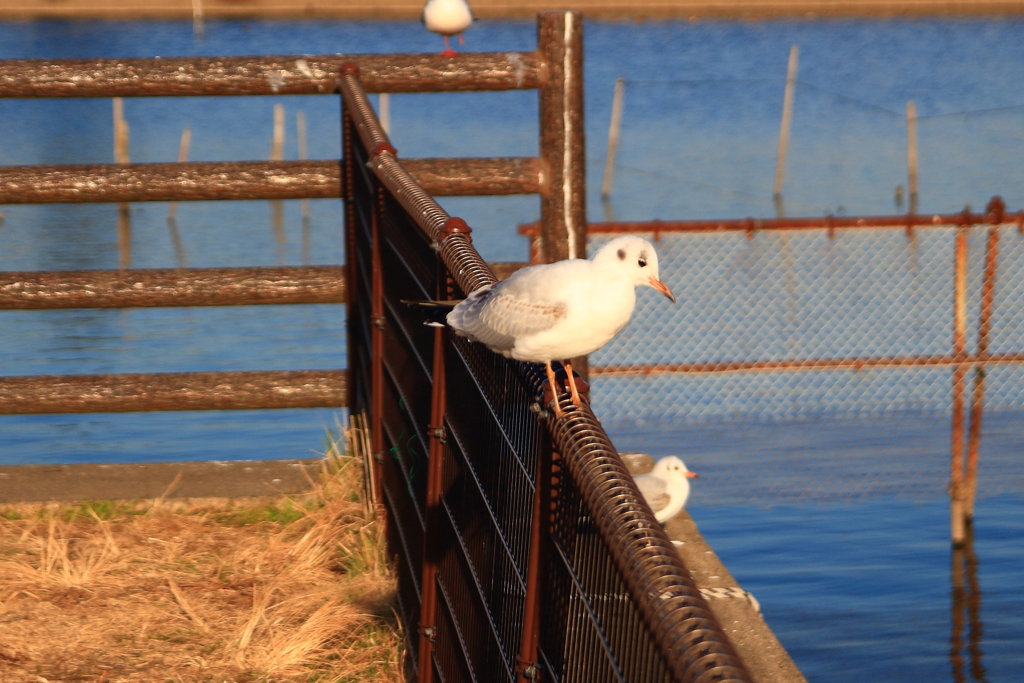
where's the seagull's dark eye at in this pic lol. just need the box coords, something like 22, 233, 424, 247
637, 257, 648, 268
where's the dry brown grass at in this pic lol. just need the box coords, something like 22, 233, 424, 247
0, 434, 402, 683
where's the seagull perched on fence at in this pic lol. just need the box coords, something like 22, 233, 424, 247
633, 456, 698, 523
422, 0, 474, 57
441, 235, 675, 418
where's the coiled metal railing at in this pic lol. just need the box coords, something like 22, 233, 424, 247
341, 58, 753, 683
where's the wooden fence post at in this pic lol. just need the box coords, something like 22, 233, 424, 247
538, 10, 586, 265
538, 10, 587, 378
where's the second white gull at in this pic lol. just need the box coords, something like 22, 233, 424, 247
422, 0, 474, 57
446, 235, 675, 417
633, 456, 698, 523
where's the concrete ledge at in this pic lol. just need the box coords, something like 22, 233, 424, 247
622, 452, 807, 683
0, 458, 323, 503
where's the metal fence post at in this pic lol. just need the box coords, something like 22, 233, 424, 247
516, 439, 553, 683
965, 197, 1003, 520
416, 323, 448, 683
342, 103, 358, 418
951, 225, 969, 545
370, 184, 386, 514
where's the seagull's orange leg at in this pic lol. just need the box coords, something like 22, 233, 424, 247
441, 35, 458, 57
562, 359, 583, 406
545, 361, 566, 419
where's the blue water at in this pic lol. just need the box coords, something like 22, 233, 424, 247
1, 17, 1023, 682
695, 495, 1024, 682
612, 412, 1024, 682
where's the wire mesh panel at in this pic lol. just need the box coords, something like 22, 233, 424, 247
343, 64, 752, 682
589, 222, 1024, 503
543, 465, 674, 683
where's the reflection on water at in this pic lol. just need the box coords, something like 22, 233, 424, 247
951, 524, 990, 683
167, 217, 188, 267
117, 204, 132, 269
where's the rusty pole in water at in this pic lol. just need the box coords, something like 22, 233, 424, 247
965, 198, 1003, 520
950, 226, 969, 545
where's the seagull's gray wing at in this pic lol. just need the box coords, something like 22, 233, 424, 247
447, 283, 567, 353
633, 473, 670, 514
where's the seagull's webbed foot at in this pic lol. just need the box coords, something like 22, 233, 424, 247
544, 361, 566, 419
562, 359, 583, 407
441, 35, 458, 57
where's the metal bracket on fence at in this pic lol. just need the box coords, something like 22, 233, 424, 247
428, 424, 447, 444
419, 625, 436, 643
529, 401, 548, 419
434, 217, 472, 251
516, 656, 541, 682
371, 316, 385, 330
743, 216, 758, 239
370, 141, 398, 158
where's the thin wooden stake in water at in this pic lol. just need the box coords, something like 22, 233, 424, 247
907, 101, 919, 215
601, 77, 625, 200
271, 104, 286, 263
296, 111, 308, 162
950, 227, 969, 545
378, 93, 390, 135
167, 127, 192, 221
113, 98, 131, 269
192, 0, 205, 40
113, 98, 129, 165
271, 104, 285, 162
297, 111, 311, 264
773, 45, 799, 218
296, 111, 311, 220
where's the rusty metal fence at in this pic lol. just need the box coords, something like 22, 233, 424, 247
340, 52, 754, 683
522, 203, 1024, 540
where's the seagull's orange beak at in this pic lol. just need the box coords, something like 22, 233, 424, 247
648, 277, 676, 303
685, 470, 698, 479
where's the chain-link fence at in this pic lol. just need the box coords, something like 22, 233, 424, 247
585, 219, 1024, 503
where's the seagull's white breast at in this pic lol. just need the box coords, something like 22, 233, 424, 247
634, 468, 691, 523
509, 263, 635, 362
423, 0, 473, 35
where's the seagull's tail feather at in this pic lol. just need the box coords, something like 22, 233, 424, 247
400, 299, 462, 327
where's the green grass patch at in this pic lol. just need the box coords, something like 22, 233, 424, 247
211, 500, 308, 526
56, 499, 146, 522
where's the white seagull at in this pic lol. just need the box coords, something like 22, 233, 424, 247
446, 235, 675, 417
422, 0, 474, 57
633, 456, 698, 523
